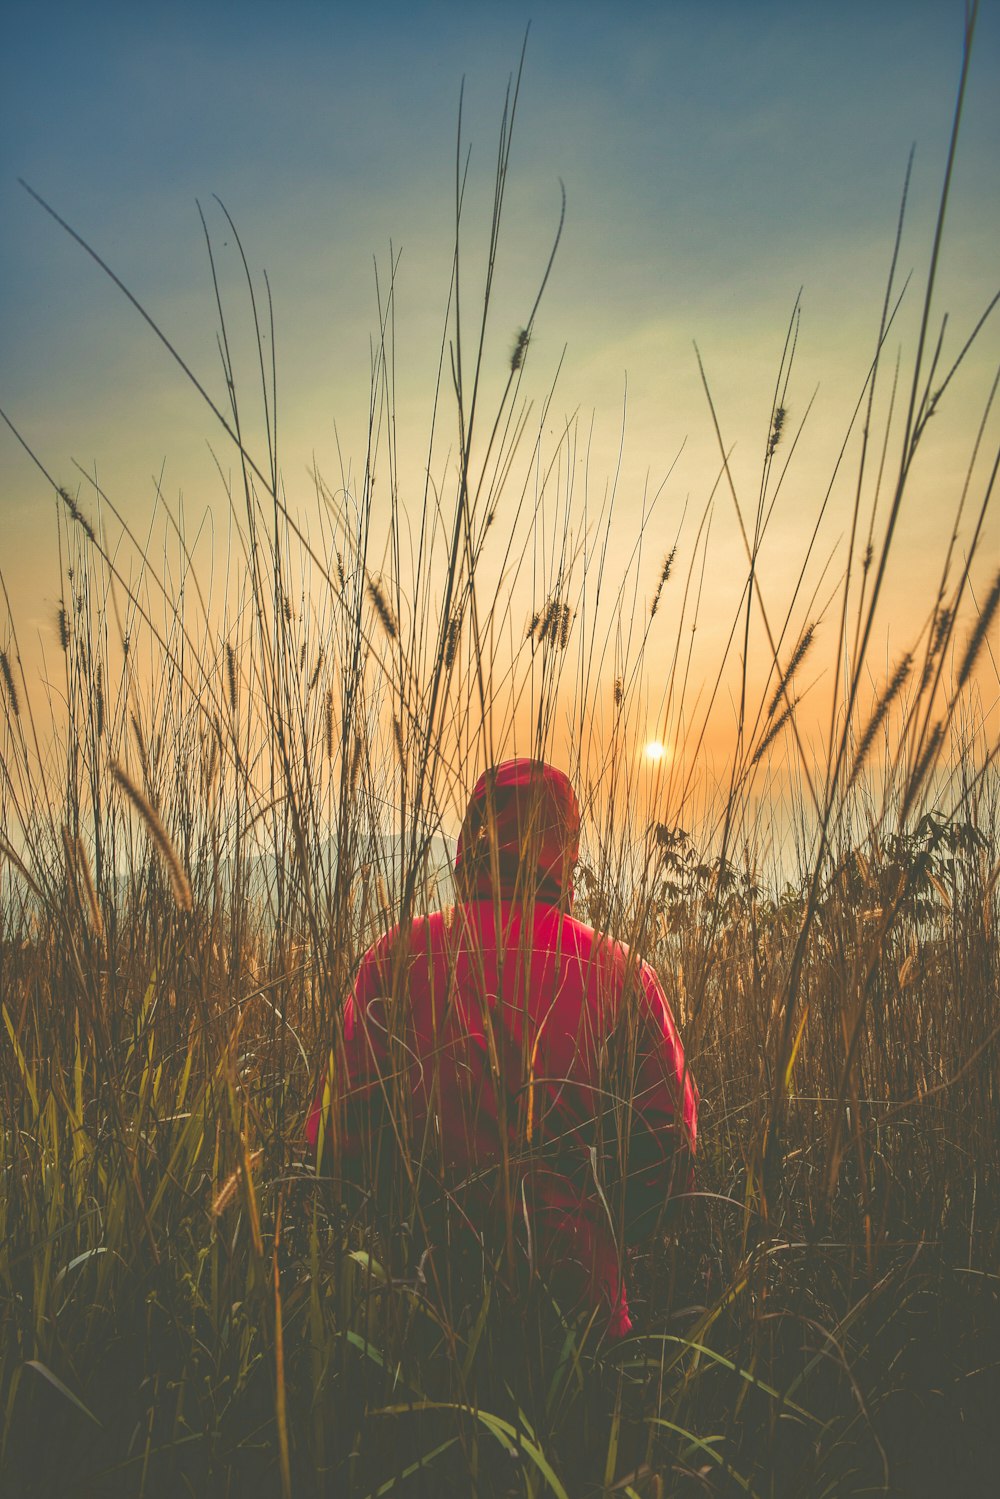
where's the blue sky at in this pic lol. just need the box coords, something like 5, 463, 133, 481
1, 0, 997, 758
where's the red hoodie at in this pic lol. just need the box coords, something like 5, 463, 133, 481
307, 759, 697, 1337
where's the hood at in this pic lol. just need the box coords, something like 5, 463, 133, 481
454, 759, 580, 904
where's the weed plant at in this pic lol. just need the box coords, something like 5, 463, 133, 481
1, 21, 999, 1499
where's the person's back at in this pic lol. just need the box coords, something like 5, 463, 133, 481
307, 759, 697, 1337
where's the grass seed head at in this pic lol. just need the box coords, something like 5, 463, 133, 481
848, 653, 913, 790
444, 612, 462, 669
540, 597, 559, 641
392, 714, 406, 768
226, 642, 238, 712
111, 759, 193, 913
324, 688, 335, 760
95, 661, 104, 739
955, 569, 1000, 696
902, 719, 945, 822
921, 606, 954, 690
350, 731, 364, 791
202, 730, 220, 799
753, 699, 795, 765
931, 606, 953, 658
510, 326, 530, 373
366, 574, 397, 639
767, 623, 815, 721
63, 826, 104, 943
529, 594, 572, 648
651, 547, 677, 618
1, 650, 20, 717
76, 835, 104, 943
130, 713, 150, 784
57, 484, 95, 542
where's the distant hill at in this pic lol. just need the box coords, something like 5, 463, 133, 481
178, 827, 457, 913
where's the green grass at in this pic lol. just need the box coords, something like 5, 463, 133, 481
2, 20, 999, 1497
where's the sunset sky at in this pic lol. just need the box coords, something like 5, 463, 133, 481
1, 0, 997, 786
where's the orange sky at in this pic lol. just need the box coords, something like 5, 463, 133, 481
1, 2, 997, 830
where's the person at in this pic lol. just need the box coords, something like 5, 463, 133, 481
306, 758, 697, 1338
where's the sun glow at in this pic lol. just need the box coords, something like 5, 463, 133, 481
643, 739, 670, 764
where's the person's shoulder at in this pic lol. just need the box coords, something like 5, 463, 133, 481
358, 925, 401, 975
367, 908, 451, 958
417, 907, 454, 951
560, 915, 666, 987
559, 911, 629, 965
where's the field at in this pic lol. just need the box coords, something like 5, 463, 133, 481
2, 31, 998, 1499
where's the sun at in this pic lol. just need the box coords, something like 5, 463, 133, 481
643, 739, 670, 764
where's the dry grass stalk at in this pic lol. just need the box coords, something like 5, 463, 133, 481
110, 758, 193, 912
74, 834, 104, 944
62, 825, 104, 943
130, 712, 150, 785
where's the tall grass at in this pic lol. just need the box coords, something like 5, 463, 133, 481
2, 19, 999, 1497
